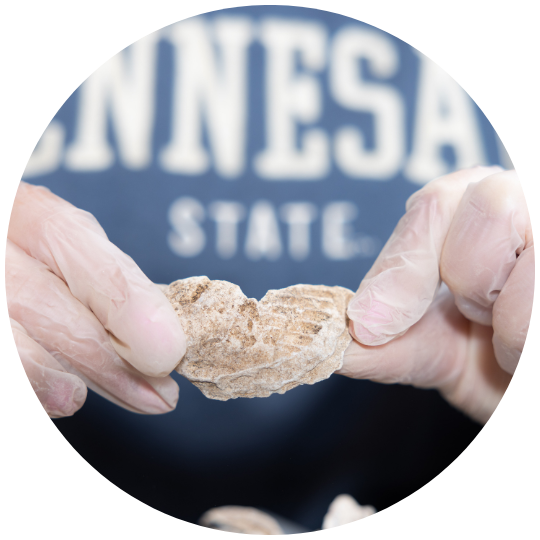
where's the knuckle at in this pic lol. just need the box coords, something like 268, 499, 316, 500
406, 166, 514, 214
492, 300, 530, 353
405, 181, 451, 213
492, 321, 525, 356
469, 171, 523, 217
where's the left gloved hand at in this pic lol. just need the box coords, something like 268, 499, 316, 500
7, 182, 187, 417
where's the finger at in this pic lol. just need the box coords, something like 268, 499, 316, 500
492, 244, 534, 374
439, 322, 512, 424
340, 286, 511, 423
11, 318, 87, 418
8, 182, 186, 377
441, 170, 531, 325
347, 166, 503, 346
7, 240, 179, 415
342, 286, 469, 387
155, 283, 170, 293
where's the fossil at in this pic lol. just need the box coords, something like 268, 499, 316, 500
164, 276, 353, 401
322, 494, 376, 529
199, 506, 283, 535
199, 496, 376, 534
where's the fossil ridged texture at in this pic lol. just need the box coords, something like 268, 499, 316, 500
165, 276, 353, 401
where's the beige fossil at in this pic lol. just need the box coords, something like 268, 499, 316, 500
199, 506, 283, 535
322, 494, 376, 529
198, 496, 376, 534
164, 276, 353, 400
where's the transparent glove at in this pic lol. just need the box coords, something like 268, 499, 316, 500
7, 182, 187, 418
339, 167, 534, 423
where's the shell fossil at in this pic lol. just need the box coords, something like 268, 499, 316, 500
199, 506, 284, 535
164, 276, 353, 401
198, 496, 376, 534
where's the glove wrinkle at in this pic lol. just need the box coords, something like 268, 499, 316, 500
9, 182, 184, 415
343, 168, 528, 423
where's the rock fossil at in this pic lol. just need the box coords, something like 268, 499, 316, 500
322, 494, 376, 529
164, 276, 353, 400
199, 506, 283, 535
199, 496, 376, 534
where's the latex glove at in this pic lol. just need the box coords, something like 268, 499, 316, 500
339, 167, 534, 424
7, 182, 187, 418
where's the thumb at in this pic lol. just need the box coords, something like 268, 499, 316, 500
348, 166, 502, 346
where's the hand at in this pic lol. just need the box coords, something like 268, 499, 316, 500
7, 182, 187, 418
338, 167, 534, 424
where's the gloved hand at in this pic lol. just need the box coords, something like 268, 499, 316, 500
338, 167, 534, 424
7, 182, 187, 418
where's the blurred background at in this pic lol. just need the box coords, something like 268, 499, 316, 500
22, 5, 511, 532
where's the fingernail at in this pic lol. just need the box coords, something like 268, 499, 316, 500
492, 334, 520, 374
71, 379, 87, 410
135, 378, 179, 414
143, 303, 187, 369
348, 295, 394, 345
355, 298, 393, 324
47, 374, 87, 417
137, 396, 171, 415
351, 321, 378, 345
148, 399, 174, 415
159, 379, 180, 409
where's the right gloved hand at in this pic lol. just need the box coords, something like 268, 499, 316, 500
7, 182, 187, 418
339, 167, 533, 424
